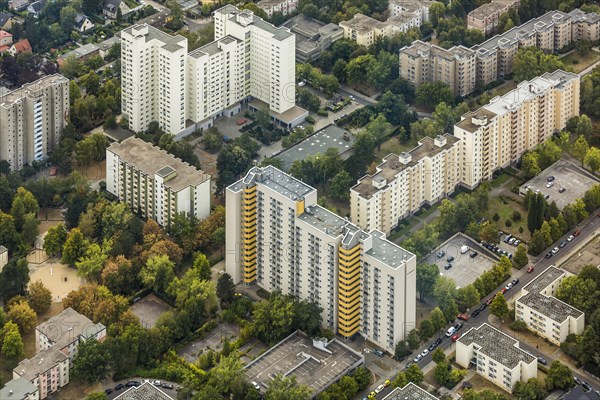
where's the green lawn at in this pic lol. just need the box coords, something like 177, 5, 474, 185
485, 196, 530, 242
374, 136, 414, 161
561, 50, 600, 73
488, 172, 515, 188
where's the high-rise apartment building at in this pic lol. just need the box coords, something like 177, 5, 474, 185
0, 74, 69, 171
122, 6, 302, 137
400, 9, 597, 96
106, 137, 211, 227
225, 166, 416, 353
398, 40, 477, 97
351, 134, 461, 236
454, 70, 579, 189
467, 0, 520, 36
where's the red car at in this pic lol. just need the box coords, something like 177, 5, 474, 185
527, 265, 534, 273
451, 334, 461, 342
501, 287, 508, 294
457, 313, 469, 321
574, 229, 581, 237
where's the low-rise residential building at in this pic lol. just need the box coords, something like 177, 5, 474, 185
27, 0, 46, 17
0, 12, 17, 30
8, 38, 32, 56
398, 40, 477, 97
382, 382, 439, 399
97, 35, 121, 58
456, 323, 537, 392
454, 70, 579, 189
388, 0, 433, 21
515, 266, 584, 345
340, 12, 424, 47
8, 0, 29, 11
467, 0, 520, 35
226, 166, 417, 353
36, 307, 106, 363
12, 348, 69, 400
0, 29, 13, 47
351, 134, 461, 236
75, 14, 94, 32
57, 43, 100, 67
103, 0, 132, 19
106, 137, 212, 228
257, 0, 298, 18
0, 74, 69, 172
282, 15, 343, 63
0, 377, 39, 400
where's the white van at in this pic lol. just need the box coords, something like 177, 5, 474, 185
445, 326, 456, 337
460, 245, 469, 254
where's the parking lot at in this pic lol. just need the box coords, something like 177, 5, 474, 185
423, 233, 498, 287
519, 160, 599, 209
130, 294, 173, 328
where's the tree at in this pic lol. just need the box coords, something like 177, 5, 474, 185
217, 273, 235, 304
0, 258, 30, 302
416, 263, 440, 300
521, 152, 541, 179
202, 127, 224, 153
7, 300, 37, 333
430, 307, 446, 332
431, 347, 446, 364
419, 319, 434, 340
490, 293, 509, 320
571, 135, 590, 168
0, 212, 22, 254
44, 224, 67, 257
545, 361, 574, 391
27, 280, 52, 314
11, 187, 39, 230
74, 134, 109, 166
416, 82, 454, 110
392, 371, 408, 388
394, 340, 411, 360
407, 329, 420, 350
513, 378, 547, 400
456, 285, 481, 311
140, 255, 175, 294
405, 363, 424, 384
252, 293, 295, 345
513, 244, 528, 268
292, 300, 323, 336
329, 170, 353, 202
584, 147, 600, 175
62, 228, 89, 266
76, 242, 110, 281
433, 276, 458, 311
513, 47, 566, 82
72, 338, 108, 383
527, 192, 546, 233
576, 114, 593, 141
193, 252, 212, 281
21, 212, 39, 245
429, 1, 445, 27
101, 256, 135, 295
1, 321, 23, 359
265, 374, 312, 400
434, 360, 451, 386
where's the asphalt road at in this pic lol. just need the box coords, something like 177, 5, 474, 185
372, 211, 600, 399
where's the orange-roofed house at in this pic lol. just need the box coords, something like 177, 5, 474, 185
0, 29, 12, 47
8, 38, 32, 56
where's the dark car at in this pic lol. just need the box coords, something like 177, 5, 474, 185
105, 389, 113, 395
115, 383, 125, 390
511, 278, 519, 286
444, 263, 452, 270
559, 240, 567, 248
405, 361, 414, 369
545, 252, 553, 259
447, 256, 455, 262
547, 176, 555, 182
479, 303, 487, 311
537, 357, 547, 365
470, 251, 478, 258
428, 342, 437, 352
454, 322, 464, 330
373, 349, 385, 357
161, 383, 174, 389
471, 309, 481, 318
434, 338, 442, 346
582, 382, 592, 392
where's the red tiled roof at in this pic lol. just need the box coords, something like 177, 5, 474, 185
12, 38, 32, 53
0, 45, 9, 52
0, 29, 12, 39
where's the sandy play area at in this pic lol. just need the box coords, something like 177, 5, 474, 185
29, 261, 84, 303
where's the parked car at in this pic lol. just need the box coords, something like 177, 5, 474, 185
105, 389, 113, 395
460, 245, 469, 254
479, 303, 487, 311
414, 354, 423, 363
574, 377, 582, 385
437, 250, 445, 258
537, 357, 547, 365
511, 278, 519, 286
373, 349, 384, 357
428, 342, 437, 352
457, 313, 469, 321
161, 383, 174, 389
470, 251, 478, 258
115, 383, 125, 390
547, 176, 555, 182
574, 229, 581, 237
434, 338, 442, 346
527, 265, 535, 273
545, 252, 553, 259
454, 322, 464, 331
447, 256, 455, 262
508, 238, 516, 245
486, 297, 494, 305
546, 181, 554, 188
505, 283, 513, 291
504, 235, 512, 243
384, 379, 390, 387
582, 382, 592, 392
444, 263, 453, 270
471, 309, 481, 318
513, 240, 521, 246
451, 334, 461, 342
501, 287, 508, 294
559, 187, 566, 193
251, 381, 260, 390
153, 380, 162, 386
445, 327, 457, 337
552, 247, 559, 254
375, 384, 385, 394
567, 234, 575, 242
559, 240, 567, 248
421, 349, 429, 357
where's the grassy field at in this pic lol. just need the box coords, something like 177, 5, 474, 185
374, 135, 415, 160
561, 50, 600, 73
485, 196, 530, 241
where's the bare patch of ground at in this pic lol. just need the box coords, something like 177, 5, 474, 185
130, 293, 174, 328
29, 260, 83, 303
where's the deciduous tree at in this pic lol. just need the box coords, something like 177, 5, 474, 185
1, 321, 23, 359
27, 280, 52, 314
7, 299, 37, 333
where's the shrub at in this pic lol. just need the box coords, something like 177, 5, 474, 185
317, 109, 328, 116
510, 320, 527, 331
505, 219, 512, 227
512, 211, 522, 221
519, 226, 524, 233
305, 115, 315, 124
493, 213, 500, 221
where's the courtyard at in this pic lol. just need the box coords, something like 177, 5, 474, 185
177, 322, 241, 363
130, 293, 173, 328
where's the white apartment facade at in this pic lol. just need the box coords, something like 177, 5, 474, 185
105, 137, 211, 227
454, 70, 579, 189
225, 166, 416, 353
12, 348, 69, 400
351, 135, 461, 236
456, 323, 537, 393
122, 6, 302, 138
0, 74, 69, 172
515, 266, 584, 345
257, 0, 298, 18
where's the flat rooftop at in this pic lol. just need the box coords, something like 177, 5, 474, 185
107, 137, 210, 192
122, 24, 186, 52
518, 266, 583, 322
382, 382, 439, 400
276, 124, 354, 170
569, 8, 600, 23
0, 378, 38, 399
244, 330, 364, 396
365, 232, 416, 269
455, 109, 498, 133
458, 323, 536, 369
339, 13, 386, 33
14, 347, 68, 382
36, 307, 105, 350
400, 40, 475, 61
249, 99, 308, 124
228, 165, 315, 201
114, 382, 174, 400
58, 43, 99, 60
189, 35, 240, 58
216, 6, 293, 41
352, 134, 460, 199
468, 0, 518, 20
297, 204, 348, 237
0, 74, 68, 106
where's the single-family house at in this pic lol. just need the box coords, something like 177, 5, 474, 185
0, 29, 13, 46
8, 0, 29, 11
8, 38, 32, 56
75, 14, 94, 32
27, 0, 47, 17
103, 0, 130, 19
0, 12, 17, 30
